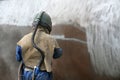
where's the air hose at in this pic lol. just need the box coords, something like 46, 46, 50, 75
31, 12, 45, 68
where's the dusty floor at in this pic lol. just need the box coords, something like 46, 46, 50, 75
0, 24, 119, 80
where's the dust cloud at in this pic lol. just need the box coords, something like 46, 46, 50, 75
0, 25, 30, 80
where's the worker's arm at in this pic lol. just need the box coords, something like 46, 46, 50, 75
52, 39, 63, 59
16, 33, 31, 62
16, 45, 22, 62
53, 48, 63, 59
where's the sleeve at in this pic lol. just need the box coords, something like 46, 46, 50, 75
17, 34, 31, 55
16, 33, 31, 62
16, 45, 22, 62
53, 39, 63, 59
53, 47, 63, 59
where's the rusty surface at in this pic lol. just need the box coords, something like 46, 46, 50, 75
0, 24, 119, 80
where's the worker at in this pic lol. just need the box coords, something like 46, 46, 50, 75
16, 11, 62, 80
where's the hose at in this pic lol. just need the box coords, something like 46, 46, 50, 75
31, 12, 45, 80
31, 24, 45, 67
31, 12, 45, 68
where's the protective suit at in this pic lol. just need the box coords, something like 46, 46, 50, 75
16, 11, 62, 80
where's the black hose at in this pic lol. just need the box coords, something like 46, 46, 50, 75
32, 12, 45, 67
31, 12, 45, 68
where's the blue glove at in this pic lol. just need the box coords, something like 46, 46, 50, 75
16, 45, 22, 62
53, 48, 63, 59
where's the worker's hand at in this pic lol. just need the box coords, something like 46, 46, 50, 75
53, 48, 63, 59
